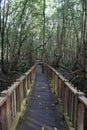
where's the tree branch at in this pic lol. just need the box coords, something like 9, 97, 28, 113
27, 33, 52, 54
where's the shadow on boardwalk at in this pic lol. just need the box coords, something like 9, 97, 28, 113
16, 65, 65, 130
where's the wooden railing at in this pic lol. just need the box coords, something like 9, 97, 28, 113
44, 63, 87, 130
0, 63, 36, 130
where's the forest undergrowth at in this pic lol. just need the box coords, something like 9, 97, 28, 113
0, 60, 33, 92
53, 61, 86, 95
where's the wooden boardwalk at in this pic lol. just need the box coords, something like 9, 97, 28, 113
16, 65, 65, 130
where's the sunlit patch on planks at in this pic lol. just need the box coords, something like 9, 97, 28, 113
41, 126, 58, 130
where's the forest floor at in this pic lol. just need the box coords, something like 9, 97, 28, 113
0, 61, 31, 92
0, 70, 21, 92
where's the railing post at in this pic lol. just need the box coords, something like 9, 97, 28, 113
73, 94, 78, 129
30, 71, 32, 85
58, 78, 62, 98
77, 102, 84, 130
16, 79, 23, 111
16, 85, 21, 112
70, 93, 74, 124
68, 90, 72, 117
54, 73, 58, 95
20, 81, 24, 104
27, 74, 30, 89
50, 68, 53, 81
14, 90, 17, 117
76, 92, 84, 130
1, 91, 11, 130
63, 85, 68, 113
23, 77, 27, 98
61, 81, 64, 102
49, 68, 53, 86
52, 71, 55, 93
31, 68, 34, 82
11, 93, 14, 120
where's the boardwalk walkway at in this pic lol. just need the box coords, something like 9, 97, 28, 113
16, 65, 65, 130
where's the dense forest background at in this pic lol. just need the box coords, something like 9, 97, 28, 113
0, 0, 87, 94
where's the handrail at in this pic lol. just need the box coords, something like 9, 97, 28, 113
79, 96, 87, 106
44, 63, 86, 130
0, 63, 37, 130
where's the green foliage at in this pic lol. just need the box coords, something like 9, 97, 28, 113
17, 60, 29, 73
0, 0, 84, 73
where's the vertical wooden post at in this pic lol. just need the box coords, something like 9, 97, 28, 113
13, 90, 17, 117
57, 77, 59, 97
27, 74, 30, 89
61, 81, 64, 102
77, 102, 84, 130
55, 74, 58, 96
70, 93, 74, 123
16, 85, 21, 112
31, 69, 34, 82
52, 71, 55, 93
68, 90, 71, 116
58, 78, 62, 98
20, 81, 23, 103
52, 71, 54, 85
54, 73, 56, 94
23, 78, 27, 98
64, 85, 68, 113
76, 92, 84, 130
11, 93, 14, 120
16, 80, 21, 112
1, 96, 11, 130
50, 69, 52, 85
50, 69, 53, 80
74, 94, 78, 129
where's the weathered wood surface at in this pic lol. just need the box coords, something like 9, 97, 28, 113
16, 65, 65, 130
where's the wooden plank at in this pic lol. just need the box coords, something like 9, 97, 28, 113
79, 96, 87, 106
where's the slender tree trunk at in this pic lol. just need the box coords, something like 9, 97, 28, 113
56, 0, 60, 49
6, 28, 9, 64
42, 0, 46, 59
84, 0, 87, 79
1, 0, 5, 72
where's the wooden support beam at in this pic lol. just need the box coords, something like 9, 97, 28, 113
77, 102, 84, 130
1, 96, 11, 130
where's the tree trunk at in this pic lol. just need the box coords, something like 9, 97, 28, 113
0, 0, 5, 72
84, 0, 87, 79
41, 0, 46, 59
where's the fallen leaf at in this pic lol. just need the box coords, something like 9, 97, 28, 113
42, 127, 44, 130
38, 95, 41, 97
51, 103, 55, 106
46, 107, 48, 110
39, 102, 42, 105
